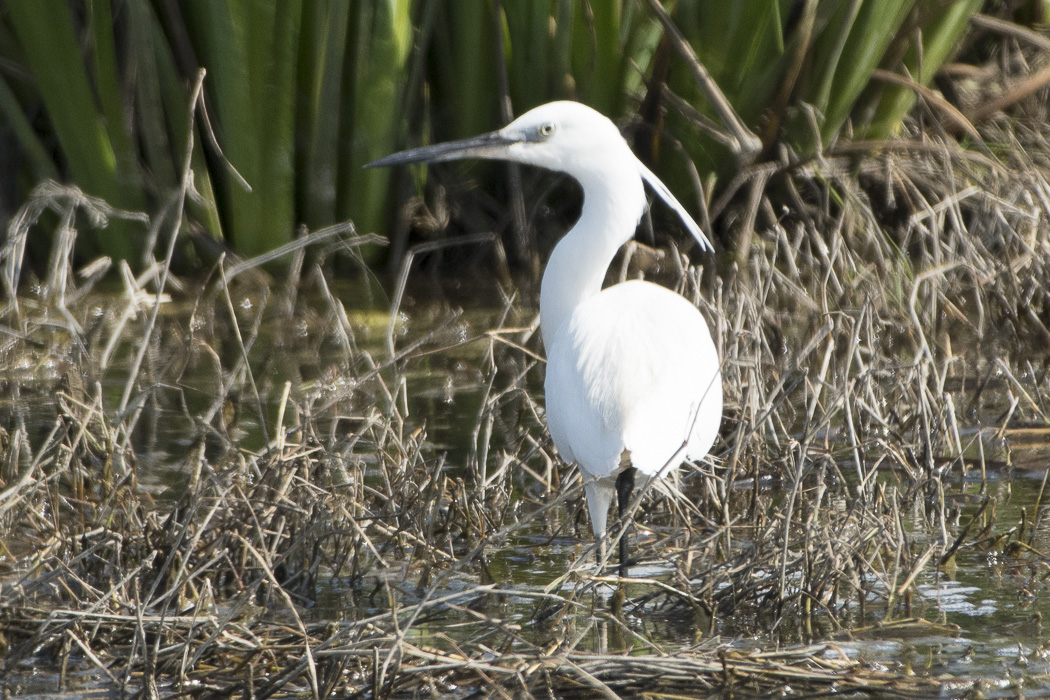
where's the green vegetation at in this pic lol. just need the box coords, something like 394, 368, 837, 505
0, 0, 414, 261
0, 0, 994, 271
661, 0, 983, 171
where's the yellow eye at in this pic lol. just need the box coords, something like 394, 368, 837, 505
540, 122, 556, 137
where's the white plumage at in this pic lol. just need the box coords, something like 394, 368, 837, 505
545, 280, 721, 537
369, 101, 723, 573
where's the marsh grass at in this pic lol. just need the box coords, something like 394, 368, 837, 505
3, 51, 1050, 700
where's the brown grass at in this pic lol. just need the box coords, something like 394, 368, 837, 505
2, 38, 1050, 700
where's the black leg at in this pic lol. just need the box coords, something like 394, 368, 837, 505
615, 467, 636, 578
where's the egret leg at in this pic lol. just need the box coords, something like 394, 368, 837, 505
615, 467, 636, 578
584, 478, 616, 570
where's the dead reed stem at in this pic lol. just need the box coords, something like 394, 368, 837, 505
3, 52, 1050, 699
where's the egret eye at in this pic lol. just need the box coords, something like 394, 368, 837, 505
539, 122, 556, 137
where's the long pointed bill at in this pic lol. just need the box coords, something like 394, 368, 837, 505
365, 131, 520, 169
636, 160, 713, 253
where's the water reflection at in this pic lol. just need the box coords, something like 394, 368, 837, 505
3, 279, 1050, 691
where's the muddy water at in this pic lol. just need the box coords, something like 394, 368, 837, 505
5, 280, 1050, 696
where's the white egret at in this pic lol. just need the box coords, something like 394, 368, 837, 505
368, 101, 723, 576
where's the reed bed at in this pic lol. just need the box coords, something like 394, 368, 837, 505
3, 65, 1050, 700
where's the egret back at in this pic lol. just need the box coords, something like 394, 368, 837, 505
544, 280, 722, 481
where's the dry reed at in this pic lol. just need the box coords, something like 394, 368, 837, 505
2, 43, 1050, 700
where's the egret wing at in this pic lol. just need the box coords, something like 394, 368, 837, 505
544, 280, 722, 480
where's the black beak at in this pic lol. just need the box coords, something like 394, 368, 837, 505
365, 131, 520, 168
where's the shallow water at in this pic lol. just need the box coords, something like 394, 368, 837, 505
3, 279, 1050, 697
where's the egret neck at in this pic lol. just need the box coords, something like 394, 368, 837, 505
539, 165, 646, 355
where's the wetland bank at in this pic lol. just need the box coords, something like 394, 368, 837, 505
3, 136, 1050, 698
3, 7, 1050, 700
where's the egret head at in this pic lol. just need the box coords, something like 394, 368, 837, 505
367, 102, 623, 172
368, 101, 712, 252
495, 102, 632, 175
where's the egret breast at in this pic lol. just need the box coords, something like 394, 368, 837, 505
544, 279, 722, 480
